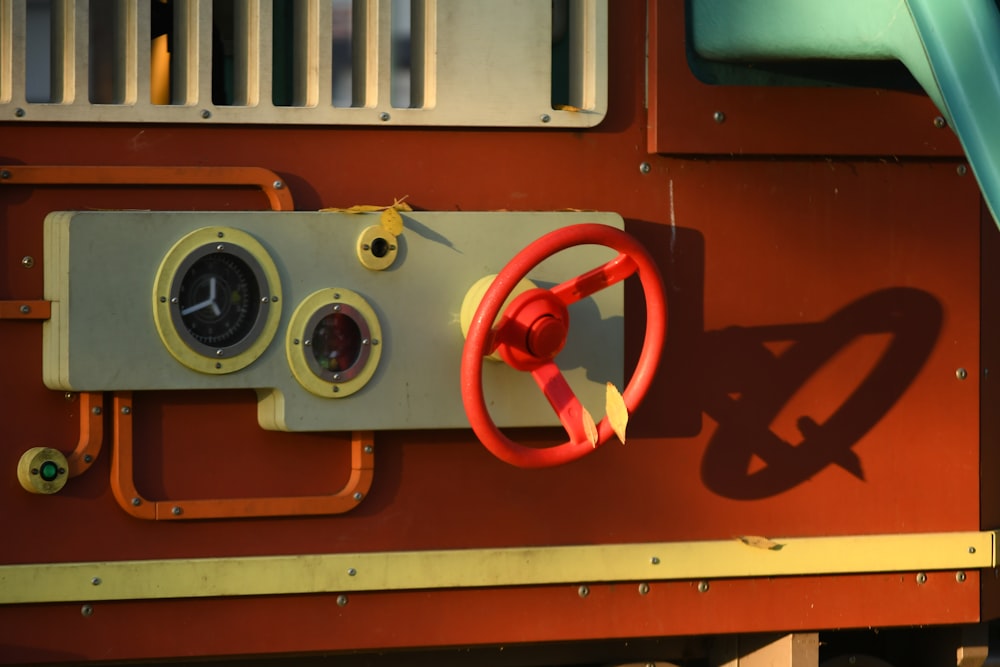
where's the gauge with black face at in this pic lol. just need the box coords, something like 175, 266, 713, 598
177, 252, 260, 349
154, 227, 281, 374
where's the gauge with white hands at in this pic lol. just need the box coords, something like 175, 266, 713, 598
176, 253, 260, 348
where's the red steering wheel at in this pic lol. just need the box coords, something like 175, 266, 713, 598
461, 223, 667, 467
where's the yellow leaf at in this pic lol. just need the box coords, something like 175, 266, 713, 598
554, 104, 582, 112
581, 406, 598, 448
738, 535, 785, 551
381, 206, 404, 236
606, 382, 628, 444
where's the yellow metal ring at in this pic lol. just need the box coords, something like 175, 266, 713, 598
152, 227, 282, 374
286, 288, 383, 398
356, 225, 399, 271
17, 447, 69, 494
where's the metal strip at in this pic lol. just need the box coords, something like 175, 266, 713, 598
1, 531, 994, 605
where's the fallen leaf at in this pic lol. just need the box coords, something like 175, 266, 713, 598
738, 536, 785, 551
606, 382, 628, 444
381, 206, 404, 236
581, 406, 598, 448
554, 104, 582, 112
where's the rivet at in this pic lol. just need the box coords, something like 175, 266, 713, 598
347, 568, 357, 576
2, 170, 12, 179
273, 180, 284, 190
353, 491, 363, 500
20, 255, 33, 268
333, 304, 341, 311
65, 392, 75, 401
217, 231, 225, 238
215, 362, 222, 369
578, 585, 590, 598
92, 406, 102, 415
363, 445, 373, 454
159, 296, 166, 303
333, 373, 341, 381
91, 577, 101, 586
651, 556, 660, 565
271, 296, 279, 302
956, 368, 968, 380
215, 349, 224, 356
293, 338, 300, 346
201, 109, 212, 119
83, 454, 93, 463
337, 594, 349, 606
639, 162, 651, 174
260, 296, 269, 303
131, 497, 142, 506
958, 164, 968, 176
697, 580, 710, 593
81, 604, 94, 617
304, 339, 312, 346
14, 108, 25, 118
120, 406, 131, 415
933, 116, 946, 128
170, 297, 179, 304
362, 243, 370, 251
638, 582, 650, 595
333, 386, 340, 393
540, 114, 551, 123
19, 305, 30, 314
171, 506, 183, 516
957, 571, 967, 583
371, 339, 380, 346
216, 244, 225, 251
379, 112, 391, 122
713, 111, 726, 123
970, 546, 977, 554
916, 572, 928, 584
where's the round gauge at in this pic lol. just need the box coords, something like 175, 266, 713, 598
177, 252, 261, 349
286, 288, 383, 398
153, 227, 282, 375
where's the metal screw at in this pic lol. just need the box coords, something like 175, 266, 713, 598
81, 604, 94, 617
916, 572, 928, 584
304, 339, 312, 346
578, 585, 590, 598
159, 296, 167, 303
713, 111, 726, 123
639, 162, 651, 174
216, 244, 225, 251
171, 506, 183, 516
638, 582, 650, 595
958, 164, 968, 176
347, 568, 357, 576
956, 368, 968, 380
333, 386, 340, 393
333, 373, 341, 381
91, 577, 102, 586
353, 492, 363, 501
379, 112, 391, 122
131, 497, 142, 506
120, 406, 131, 415
14, 108, 25, 117
65, 392, 75, 401
371, 339, 380, 346
217, 231, 225, 238
363, 445, 373, 454
19, 305, 30, 314
2, 170, 12, 179
260, 296, 269, 303
273, 180, 284, 190
201, 109, 212, 119
215, 362, 222, 369
83, 454, 93, 463
215, 349, 224, 356
337, 594, 349, 606
933, 116, 946, 128
697, 580, 710, 593
170, 297, 178, 304
20, 256, 33, 268
271, 296, 279, 302
92, 406, 102, 415
333, 304, 341, 312
957, 571, 967, 583
970, 546, 977, 554
540, 114, 551, 123
293, 338, 300, 345
650, 556, 660, 565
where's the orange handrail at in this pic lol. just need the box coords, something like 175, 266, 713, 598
110, 392, 375, 520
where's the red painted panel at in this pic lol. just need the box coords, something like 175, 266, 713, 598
0, 2, 989, 662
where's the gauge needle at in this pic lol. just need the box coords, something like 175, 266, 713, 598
209, 277, 221, 316
180, 278, 220, 317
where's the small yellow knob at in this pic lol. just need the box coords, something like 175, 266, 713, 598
17, 447, 69, 494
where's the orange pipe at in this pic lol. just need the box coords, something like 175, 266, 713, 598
111, 392, 375, 520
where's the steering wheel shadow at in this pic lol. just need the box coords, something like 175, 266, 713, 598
626, 221, 943, 500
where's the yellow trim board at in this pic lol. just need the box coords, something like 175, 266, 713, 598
1, 531, 994, 605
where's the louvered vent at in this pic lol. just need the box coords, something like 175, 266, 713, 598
0, 0, 606, 126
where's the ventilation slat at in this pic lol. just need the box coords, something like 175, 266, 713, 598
0, 0, 607, 126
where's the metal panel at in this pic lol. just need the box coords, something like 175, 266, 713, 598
0, 0, 607, 126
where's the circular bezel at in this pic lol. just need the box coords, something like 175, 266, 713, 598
286, 288, 383, 398
153, 227, 282, 374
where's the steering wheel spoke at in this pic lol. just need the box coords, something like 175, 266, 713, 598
551, 253, 638, 306
531, 362, 595, 447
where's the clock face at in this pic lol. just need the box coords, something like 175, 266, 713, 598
177, 252, 261, 349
